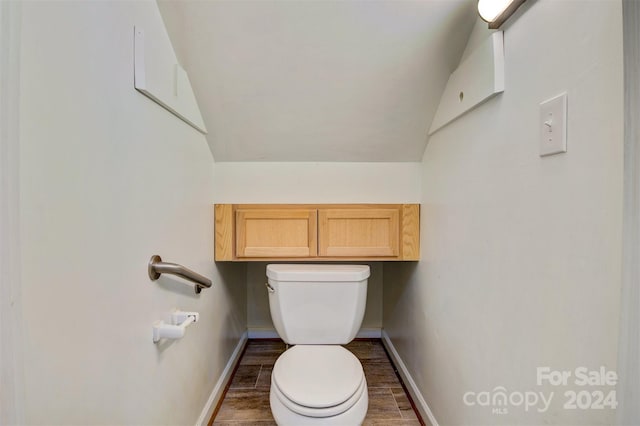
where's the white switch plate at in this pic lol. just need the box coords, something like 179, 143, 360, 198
539, 92, 568, 157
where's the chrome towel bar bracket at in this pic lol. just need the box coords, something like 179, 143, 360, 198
148, 255, 212, 294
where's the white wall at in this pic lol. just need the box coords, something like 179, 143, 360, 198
18, 1, 246, 424
157, 0, 476, 162
215, 161, 420, 336
0, 1, 25, 423
213, 162, 421, 204
618, 2, 640, 423
384, 2, 623, 425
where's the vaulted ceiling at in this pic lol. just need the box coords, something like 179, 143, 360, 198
158, 0, 476, 162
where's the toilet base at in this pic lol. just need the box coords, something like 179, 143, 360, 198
269, 379, 368, 426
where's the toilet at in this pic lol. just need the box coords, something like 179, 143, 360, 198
266, 264, 370, 426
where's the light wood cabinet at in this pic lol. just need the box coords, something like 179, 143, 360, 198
236, 208, 317, 258
318, 208, 399, 257
215, 204, 419, 261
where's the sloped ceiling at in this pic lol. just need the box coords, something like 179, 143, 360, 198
158, 0, 476, 162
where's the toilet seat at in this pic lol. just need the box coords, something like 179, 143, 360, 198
272, 373, 366, 418
271, 345, 365, 417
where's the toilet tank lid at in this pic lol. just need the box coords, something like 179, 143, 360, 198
267, 264, 370, 282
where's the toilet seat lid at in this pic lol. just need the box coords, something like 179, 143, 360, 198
272, 345, 364, 409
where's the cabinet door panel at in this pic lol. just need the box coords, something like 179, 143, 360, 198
236, 209, 317, 258
318, 209, 399, 257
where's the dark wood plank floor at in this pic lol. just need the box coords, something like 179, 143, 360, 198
210, 339, 424, 426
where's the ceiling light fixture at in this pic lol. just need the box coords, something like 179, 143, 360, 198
478, 0, 526, 29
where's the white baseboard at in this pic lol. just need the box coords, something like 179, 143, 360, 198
247, 328, 279, 339
248, 327, 382, 340
381, 330, 438, 426
355, 328, 382, 338
195, 331, 248, 426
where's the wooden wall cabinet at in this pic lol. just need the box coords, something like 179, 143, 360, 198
318, 208, 399, 257
215, 204, 420, 261
236, 208, 317, 258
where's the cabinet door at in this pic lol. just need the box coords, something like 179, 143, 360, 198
236, 209, 317, 258
318, 208, 399, 257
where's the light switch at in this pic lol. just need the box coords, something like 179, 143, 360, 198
539, 92, 568, 157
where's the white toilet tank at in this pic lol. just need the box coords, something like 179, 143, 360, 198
266, 264, 370, 345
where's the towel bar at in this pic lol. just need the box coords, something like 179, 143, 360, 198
148, 255, 212, 294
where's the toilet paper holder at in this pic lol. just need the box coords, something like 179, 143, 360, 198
153, 309, 199, 343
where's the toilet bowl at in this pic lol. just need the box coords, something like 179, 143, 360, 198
269, 345, 368, 425
265, 264, 371, 426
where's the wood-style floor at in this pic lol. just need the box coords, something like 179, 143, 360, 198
210, 339, 424, 426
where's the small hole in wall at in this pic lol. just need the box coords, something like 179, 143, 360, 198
459, 91, 464, 102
